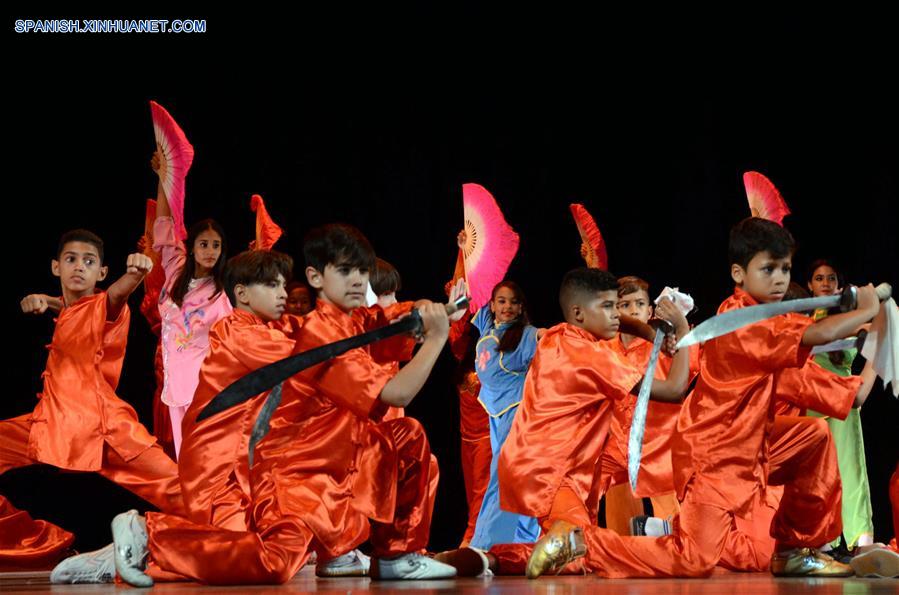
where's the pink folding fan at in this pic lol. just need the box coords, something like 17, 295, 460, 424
461, 183, 520, 311
150, 100, 194, 240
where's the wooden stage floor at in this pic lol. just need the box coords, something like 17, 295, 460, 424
2, 566, 897, 594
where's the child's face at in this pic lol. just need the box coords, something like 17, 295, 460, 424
192, 229, 223, 274
52, 241, 107, 295
573, 289, 621, 340
617, 289, 652, 323
286, 286, 313, 316
731, 250, 792, 303
808, 265, 839, 297
237, 274, 287, 322
490, 286, 523, 324
377, 292, 397, 308
308, 263, 370, 312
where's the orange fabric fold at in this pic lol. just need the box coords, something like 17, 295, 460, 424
146, 301, 436, 583
498, 322, 642, 520
606, 336, 701, 497
177, 309, 300, 528
773, 358, 860, 418
672, 288, 815, 516
1, 293, 182, 566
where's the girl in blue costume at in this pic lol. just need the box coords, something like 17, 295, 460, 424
469, 280, 542, 549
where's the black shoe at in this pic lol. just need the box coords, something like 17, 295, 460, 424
827, 539, 854, 565
629, 515, 649, 536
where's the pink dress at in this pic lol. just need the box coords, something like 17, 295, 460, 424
154, 216, 232, 457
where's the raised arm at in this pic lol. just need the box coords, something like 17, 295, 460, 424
106, 253, 154, 321
632, 298, 692, 403
802, 284, 880, 346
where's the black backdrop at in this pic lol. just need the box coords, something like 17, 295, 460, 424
3, 10, 897, 552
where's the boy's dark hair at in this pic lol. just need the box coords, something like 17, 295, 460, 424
806, 258, 845, 289
617, 275, 650, 298
728, 217, 796, 270
170, 219, 228, 308
223, 250, 294, 305
560, 268, 619, 314
303, 224, 376, 273
58, 229, 105, 264
370, 257, 402, 296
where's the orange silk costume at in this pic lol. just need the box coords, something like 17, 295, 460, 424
602, 337, 702, 530
146, 300, 430, 585
173, 309, 304, 531
735, 357, 862, 567
1, 293, 182, 569
498, 323, 643, 520
484, 323, 641, 574
773, 358, 859, 419
449, 317, 491, 544
579, 288, 844, 577
139, 276, 176, 459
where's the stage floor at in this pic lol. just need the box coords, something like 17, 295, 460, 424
2, 566, 897, 594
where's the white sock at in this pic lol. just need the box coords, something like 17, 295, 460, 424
856, 534, 874, 547
644, 517, 669, 537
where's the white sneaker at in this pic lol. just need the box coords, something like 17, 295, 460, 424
316, 549, 370, 577
111, 510, 153, 587
50, 543, 115, 584
850, 547, 899, 578
371, 553, 457, 580
434, 547, 493, 577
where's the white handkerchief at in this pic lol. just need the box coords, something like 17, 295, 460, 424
365, 282, 379, 308
861, 297, 899, 397
655, 287, 695, 317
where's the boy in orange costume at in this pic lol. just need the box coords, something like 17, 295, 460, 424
526, 218, 882, 579
605, 276, 701, 536
1, 230, 182, 576
436, 267, 692, 576
112, 225, 459, 586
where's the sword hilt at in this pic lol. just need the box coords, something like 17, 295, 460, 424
837, 283, 892, 313
446, 295, 470, 316
856, 329, 868, 353
648, 318, 675, 335
407, 295, 471, 337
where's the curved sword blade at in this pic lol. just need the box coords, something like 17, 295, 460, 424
676, 294, 838, 349
628, 327, 666, 492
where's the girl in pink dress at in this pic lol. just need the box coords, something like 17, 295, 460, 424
151, 150, 232, 457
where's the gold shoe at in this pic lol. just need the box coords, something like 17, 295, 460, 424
525, 521, 586, 580
770, 548, 853, 577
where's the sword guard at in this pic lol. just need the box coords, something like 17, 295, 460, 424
838, 285, 858, 313
446, 295, 470, 316
407, 309, 425, 339
619, 316, 656, 342
648, 318, 675, 335
407, 295, 470, 339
